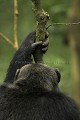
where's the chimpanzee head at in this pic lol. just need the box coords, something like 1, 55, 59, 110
13, 63, 61, 94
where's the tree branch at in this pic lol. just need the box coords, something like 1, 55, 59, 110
0, 0, 19, 50
0, 32, 14, 48
14, 0, 19, 49
32, 0, 50, 63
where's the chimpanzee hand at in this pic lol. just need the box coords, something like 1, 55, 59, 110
32, 32, 49, 54
32, 32, 49, 63
42, 32, 49, 54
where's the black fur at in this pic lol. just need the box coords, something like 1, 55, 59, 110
0, 64, 80, 120
4, 32, 36, 83
4, 31, 49, 83
1, 31, 80, 120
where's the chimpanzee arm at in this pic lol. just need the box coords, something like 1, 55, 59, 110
4, 31, 36, 83
4, 31, 49, 83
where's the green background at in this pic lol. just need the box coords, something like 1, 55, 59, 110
0, 0, 72, 95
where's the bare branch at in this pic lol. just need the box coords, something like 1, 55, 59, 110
0, 32, 14, 47
0, 0, 19, 50
14, 0, 19, 49
52, 21, 80, 25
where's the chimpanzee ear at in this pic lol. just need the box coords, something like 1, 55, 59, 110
15, 69, 20, 80
55, 68, 61, 83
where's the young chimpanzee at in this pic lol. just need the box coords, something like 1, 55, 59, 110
0, 31, 80, 120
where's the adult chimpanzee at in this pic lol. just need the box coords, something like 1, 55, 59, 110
0, 31, 80, 120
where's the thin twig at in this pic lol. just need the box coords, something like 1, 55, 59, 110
0, 0, 19, 50
14, 0, 19, 49
52, 22, 80, 25
0, 32, 14, 47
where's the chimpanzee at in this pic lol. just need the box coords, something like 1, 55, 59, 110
0, 31, 80, 120
0, 64, 80, 120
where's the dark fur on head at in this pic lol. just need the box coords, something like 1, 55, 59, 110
13, 63, 60, 94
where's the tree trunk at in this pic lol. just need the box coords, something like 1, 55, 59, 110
68, 0, 80, 105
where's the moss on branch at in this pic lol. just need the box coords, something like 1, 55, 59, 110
32, 0, 50, 63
